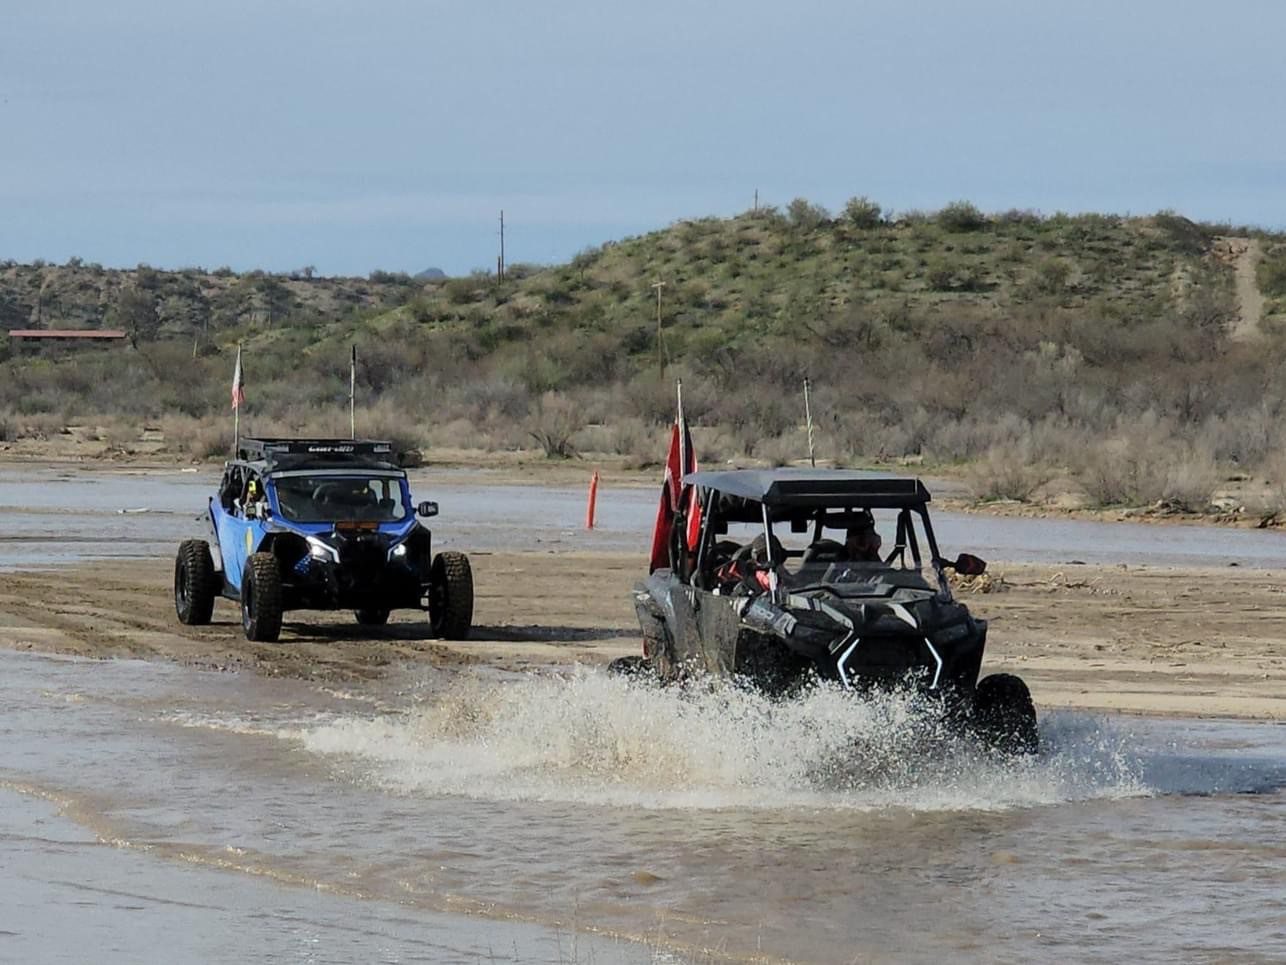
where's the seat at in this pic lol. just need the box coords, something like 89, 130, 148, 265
801, 538, 848, 566
733, 533, 785, 566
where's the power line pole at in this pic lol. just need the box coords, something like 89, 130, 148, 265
651, 280, 667, 382
498, 209, 506, 282
803, 376, 816, 467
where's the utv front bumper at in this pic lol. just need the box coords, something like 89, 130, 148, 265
284, 533, 428, 610
737, 595, 986, 693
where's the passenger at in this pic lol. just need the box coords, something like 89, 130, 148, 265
844, 512, 883, 562
714, 533, 787, 595
242, 478, 266, 519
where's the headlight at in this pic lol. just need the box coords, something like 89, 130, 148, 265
306, 536, 339, 562
388, 542, 408, 560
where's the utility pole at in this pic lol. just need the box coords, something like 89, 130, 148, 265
753, 188, 758, 213
803, 377, 816, 467
498, 209, 506, 282
651, 280, 667, 382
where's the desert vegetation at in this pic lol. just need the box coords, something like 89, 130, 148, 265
3, 202, 1286, 511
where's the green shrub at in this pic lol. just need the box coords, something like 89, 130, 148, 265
937, 201, 988, 232
1257, 247, 1286, 297
924, 258, 956, 291
1028, 258, 1073, 297
443, 274, 488, 305
997, 208, 1043, 226
787, 198, 830, 230
923, 256, 985, 292
842, 196, 884, 229
1152, 210, 1210, 256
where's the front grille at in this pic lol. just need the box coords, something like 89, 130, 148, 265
838, 635, 936, 688
338, 537, 385, 568
336, 535, 388, 590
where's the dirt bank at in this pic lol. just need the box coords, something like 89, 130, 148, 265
1, 553, 1281, 720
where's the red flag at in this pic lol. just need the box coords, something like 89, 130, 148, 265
648, 412, 699, 573
648, 422, 680, 573
231, 343, 246, 410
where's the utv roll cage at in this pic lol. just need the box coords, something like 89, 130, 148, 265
233, 438, 402, 474
680, 469, 956, 600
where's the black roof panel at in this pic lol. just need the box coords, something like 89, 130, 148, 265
235, 438, 403, 473
684, 469, 929, 508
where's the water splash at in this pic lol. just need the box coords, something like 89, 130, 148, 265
297, 668, 1150, 812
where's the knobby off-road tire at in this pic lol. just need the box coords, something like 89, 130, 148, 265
430, 551, 473, 640
355, 608, 390, 626
973, 673, 1039, 755
241, 552, 283, 643
607, 655, 656, 680
174, 539, 217, 626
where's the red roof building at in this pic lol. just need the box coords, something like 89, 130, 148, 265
6, 329, 128, 339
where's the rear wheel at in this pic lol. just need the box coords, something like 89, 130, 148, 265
355, 608, 390, 626
241, 552, 283, 643
174, 540, 217, 625
430, 551, 473, 640
973, 673, 1039, 755
607, 655, 654, 679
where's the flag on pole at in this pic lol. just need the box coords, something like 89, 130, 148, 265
648, 390, 699, 573
231, 343, 246, 410
349, 344, 357, 439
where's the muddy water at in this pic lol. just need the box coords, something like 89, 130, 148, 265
2, 465, 1286, 962
1, 651, 1282, 963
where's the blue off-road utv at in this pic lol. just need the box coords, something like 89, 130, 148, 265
173, 438, 473, 643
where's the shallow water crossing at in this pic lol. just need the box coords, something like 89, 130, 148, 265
1, 651, 1282, 963
2, 466, 1285, 961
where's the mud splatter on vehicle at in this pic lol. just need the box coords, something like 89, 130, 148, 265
624, 469, 1038, 754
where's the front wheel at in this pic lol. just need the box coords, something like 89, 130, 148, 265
174, 539, 217, 625
973, 673, 1039, 755
355, 608, 390, 627
241, 553, 283, 643
429, 551, 473, 640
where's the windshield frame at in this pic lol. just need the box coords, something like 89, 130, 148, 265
692, 490, 953, 601
266, 469, 411, 524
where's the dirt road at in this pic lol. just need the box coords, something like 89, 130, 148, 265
1, 553, 1282, 720
1218, 235, 1266, 341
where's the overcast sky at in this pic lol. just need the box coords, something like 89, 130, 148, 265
3, 1, 1283, 276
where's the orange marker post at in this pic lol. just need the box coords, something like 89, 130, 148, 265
586, 470, 600, 530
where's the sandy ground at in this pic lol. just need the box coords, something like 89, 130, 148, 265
0, 552, 1281, 721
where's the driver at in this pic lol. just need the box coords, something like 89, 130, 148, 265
844, 511, 882, 562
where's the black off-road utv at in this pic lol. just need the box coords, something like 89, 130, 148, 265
624, 469, 1038, 754
173, 438, 473, 642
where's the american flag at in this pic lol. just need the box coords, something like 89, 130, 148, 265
231, 343, 246, 410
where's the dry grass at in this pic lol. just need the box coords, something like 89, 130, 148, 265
159, 415, 231, 460
526, 391, 583, 459
968, 441, 1052, 502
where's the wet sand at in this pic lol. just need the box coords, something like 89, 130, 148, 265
1, 553, 1282, 720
